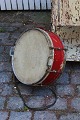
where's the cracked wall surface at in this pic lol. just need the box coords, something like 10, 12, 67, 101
52, 0, 80, 61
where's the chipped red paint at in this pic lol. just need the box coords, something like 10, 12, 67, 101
42, 30, 65, 85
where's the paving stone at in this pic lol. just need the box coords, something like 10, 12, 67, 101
32, 87, 53, 97
49, 97, 67, 110
71, 72, 80, 84
76, 85, 80, 96
59, 113, 80, 120
18, 83, 33, 95
0, 33, 9, 39
27, 96, 45, 108
0, 33, 16, 46
1, 27, 17, 32
4, 54, 10, 61
0, 54, 4, 61
0, 62, 12, 71
7, 97, 24, 110
0, 84, 13, 96
34, 111, 57, 120
19, 25, 34, 33
56, 85, 74, 97
0, 112, 8, 120
9, 111, 32, 120
11, 22, 23, 27
30, 12, 51, 24
0, 33, 10, 45
0, 88, 2, 93
0, 22, 11, 27
0, 72, 12, 83
56, 72, 69, 84
6, 39, 16, 45
0, 97, 5, 109
4, 46, 13, 54
0, 54, 10, 62
0, 46, 4, 53
71, 98, 80, 111
11, 32, 21, 39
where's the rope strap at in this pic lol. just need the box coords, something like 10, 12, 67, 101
12, 74, 57, 111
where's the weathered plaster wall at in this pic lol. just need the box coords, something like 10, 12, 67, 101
52, 0, 80, 61
52, 0, 80, 26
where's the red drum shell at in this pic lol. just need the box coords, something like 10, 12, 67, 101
42, 31, 65, 85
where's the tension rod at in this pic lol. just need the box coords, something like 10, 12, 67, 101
49, 47, 67, 51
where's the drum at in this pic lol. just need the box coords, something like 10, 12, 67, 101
10, 28, 66, 85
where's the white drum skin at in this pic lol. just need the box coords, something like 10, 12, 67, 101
11, 29, 53, 85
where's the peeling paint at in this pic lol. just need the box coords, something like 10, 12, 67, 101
52, 0, 80, 26
52, 0, 80, 61
60, 62, 64, 70
54, 26, 80, 61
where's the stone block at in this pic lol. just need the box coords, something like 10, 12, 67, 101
7, 97, 24, 110
0, 112, 8, 120
49, 97, 67, 110
56, 85, 74, 97
71, 72, 80, 84
0, 72, 12, 83
71, 98, 80, 111
0, 97, 5, 109
0, 62, 12, 72
59, 113, 80, 120
9, 111, 32, 120
34, 111, 57, 120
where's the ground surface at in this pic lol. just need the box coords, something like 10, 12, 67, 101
0, 11, 80, 120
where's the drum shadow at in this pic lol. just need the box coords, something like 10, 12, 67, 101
12, 74, 57, 110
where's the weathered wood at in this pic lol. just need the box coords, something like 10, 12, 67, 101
5, 0, 11, 10
0, 0, 6, 10
41, 0, 46, 10
23, 0, 28, 10
17, 0, 23, 10
47, 0, 51, 9
11, 0, 17, 10
0, 0, 51, 10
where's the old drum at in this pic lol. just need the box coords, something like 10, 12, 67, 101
11, 28, 66, 85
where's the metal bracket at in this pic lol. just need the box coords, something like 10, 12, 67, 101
47, 70, 61, 73
47, 56, 53, 67
51, 24, 56, 33
10, 47, 14, 56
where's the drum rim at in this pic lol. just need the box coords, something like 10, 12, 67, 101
11, 28, 54, 85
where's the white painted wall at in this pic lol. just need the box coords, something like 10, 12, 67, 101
0, 0, 51, 10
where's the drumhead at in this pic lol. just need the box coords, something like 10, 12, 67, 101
12, 29, 53, 85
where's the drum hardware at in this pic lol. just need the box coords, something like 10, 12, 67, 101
47, 56, 53, 67
49, 47, 67, 51
10, 47, 14, 56
46, 70, 61, 73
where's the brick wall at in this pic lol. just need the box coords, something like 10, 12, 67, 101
0, 11, 80, 120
